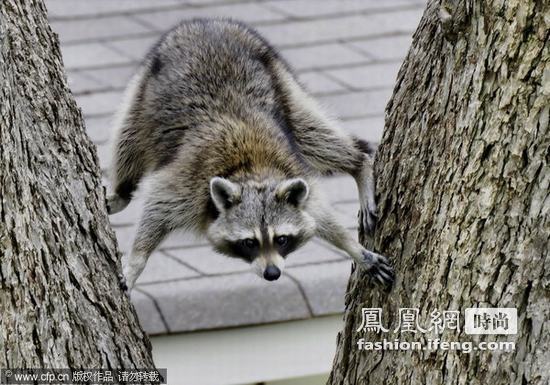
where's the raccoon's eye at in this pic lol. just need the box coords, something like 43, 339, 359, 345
275, 235, 288, 246
241, 238, 258, 249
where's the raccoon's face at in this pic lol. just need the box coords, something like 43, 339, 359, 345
206, 177, 316, 281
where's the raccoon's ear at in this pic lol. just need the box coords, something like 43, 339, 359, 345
210, 177, 241, 211
276, 178, 309, 207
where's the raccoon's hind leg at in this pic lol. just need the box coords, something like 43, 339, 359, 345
107, 69, 149, 215
107, 132, 144, 215
271, 62, 378, 233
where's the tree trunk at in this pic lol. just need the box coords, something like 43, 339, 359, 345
0, 0, 155, 371
328, 0, 548, 384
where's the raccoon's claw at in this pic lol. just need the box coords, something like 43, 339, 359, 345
360, 249, 394, 287
118, 272, 130, 297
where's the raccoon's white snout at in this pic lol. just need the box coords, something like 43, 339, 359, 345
252, 254, 285, 281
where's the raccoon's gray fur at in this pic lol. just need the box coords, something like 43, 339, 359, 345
107, 18, 394, 290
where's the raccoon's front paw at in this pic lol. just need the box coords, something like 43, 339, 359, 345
360, 249, 394, 287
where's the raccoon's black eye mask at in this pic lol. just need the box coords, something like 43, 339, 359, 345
275, 235, 288, 246
228, 238, 260, 261
225, 233, 303, 261
274, 234, 301, 257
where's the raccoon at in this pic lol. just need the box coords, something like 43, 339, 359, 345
107, 18, 394, 290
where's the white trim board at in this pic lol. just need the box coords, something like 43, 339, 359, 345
151, 315, 343, 385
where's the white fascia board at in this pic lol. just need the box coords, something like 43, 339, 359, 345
151, 315, 343, 385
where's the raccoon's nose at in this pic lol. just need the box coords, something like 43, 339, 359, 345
263, 265, 281, 281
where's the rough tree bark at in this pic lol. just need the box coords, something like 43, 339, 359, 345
0, 0, 155, 371
329, 0, 548, 384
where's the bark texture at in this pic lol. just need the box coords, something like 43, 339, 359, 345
0, 0, 155, 369
329, 0, 549, 384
